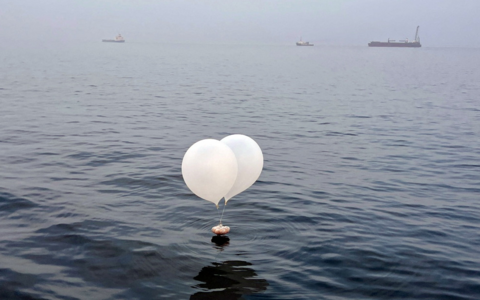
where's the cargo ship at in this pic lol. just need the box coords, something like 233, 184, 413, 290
368, 26, 421, 48
102, 34, 125, 43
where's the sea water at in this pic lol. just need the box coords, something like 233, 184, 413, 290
1, 42, 480, 299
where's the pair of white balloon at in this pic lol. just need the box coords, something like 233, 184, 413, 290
182, 134, 263, 207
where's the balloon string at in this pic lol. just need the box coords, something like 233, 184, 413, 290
219, 200, 227, 225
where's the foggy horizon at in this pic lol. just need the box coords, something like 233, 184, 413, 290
1, 0, 479, 47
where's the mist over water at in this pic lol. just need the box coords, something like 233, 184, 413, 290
1, 42, 480, 299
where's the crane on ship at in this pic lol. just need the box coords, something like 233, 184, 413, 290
415, 26, 420, 43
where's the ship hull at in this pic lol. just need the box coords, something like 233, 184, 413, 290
368, 41, 421, 48
102, 40, 125, 43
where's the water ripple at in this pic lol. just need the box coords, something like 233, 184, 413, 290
1, 44, 480, 299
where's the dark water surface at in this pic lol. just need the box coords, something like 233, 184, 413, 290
1, 43, 480, 299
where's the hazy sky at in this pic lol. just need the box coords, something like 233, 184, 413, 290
1, 0, 479, 47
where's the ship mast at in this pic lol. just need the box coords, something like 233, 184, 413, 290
415, 26, 420, 42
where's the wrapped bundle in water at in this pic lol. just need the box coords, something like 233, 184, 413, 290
212, 224, 230, 235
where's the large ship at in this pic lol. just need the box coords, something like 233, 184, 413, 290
296, 37, 314, 46
368, 26, 421, 48
102, 34, 125, 43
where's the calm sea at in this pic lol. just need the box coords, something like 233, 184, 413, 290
1, 42, 480, 300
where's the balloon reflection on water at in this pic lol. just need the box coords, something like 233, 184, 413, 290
190, 259, 268, 300
189, 236, 268, 299
211, 235, 230, 248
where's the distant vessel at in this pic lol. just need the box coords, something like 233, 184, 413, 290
296, 37, 314, 46
368, 26, 421, 48
102, 34, 125, 43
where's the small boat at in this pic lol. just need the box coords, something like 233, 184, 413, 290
296, 37, 313, 46
102, 34, 125, 43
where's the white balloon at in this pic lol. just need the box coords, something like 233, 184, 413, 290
221, 134, 263, 203
182, 139, 238, 206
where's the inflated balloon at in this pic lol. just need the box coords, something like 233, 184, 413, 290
182, 139, 238, 207
221, 134, 263, 203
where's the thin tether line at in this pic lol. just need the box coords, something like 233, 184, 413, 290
216, 205, 221, 224
219, 200, 227, 224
